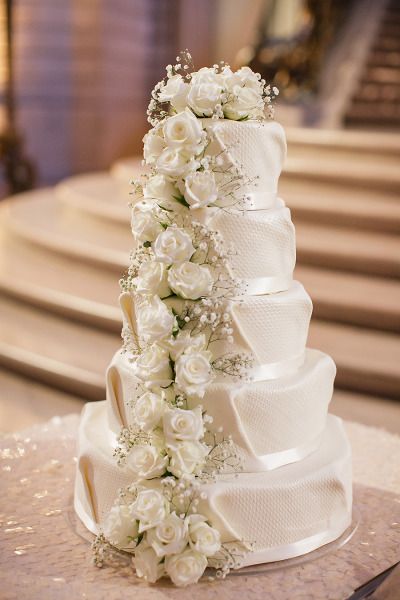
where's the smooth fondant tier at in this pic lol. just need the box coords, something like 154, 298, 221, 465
106, 348, 335, 472
74, 405, 352, 566
203, 119, 287, 203
120, 281, 312, 370
205, 202, 295, 287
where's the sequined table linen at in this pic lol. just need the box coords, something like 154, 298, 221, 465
1, 416, 399, 600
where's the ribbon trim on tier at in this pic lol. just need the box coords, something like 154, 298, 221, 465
250, 353, 304, 382
242, 274, 292, 296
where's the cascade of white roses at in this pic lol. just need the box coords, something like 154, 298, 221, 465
94, 52, 274, 587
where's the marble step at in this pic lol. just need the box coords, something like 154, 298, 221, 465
283, 153, 400, 192
285, 127, 400, 168
282, 178, 400, 234
0, 295, 120, 400
0, 235, 121, 332
295, 265, 400, 332
308, 321, 400, 399
1, 189, 130, 272
296, 223, 400, 278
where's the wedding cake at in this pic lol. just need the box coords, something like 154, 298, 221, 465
74, 52, 352, 587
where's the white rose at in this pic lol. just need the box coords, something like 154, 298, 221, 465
126, 444, 168, 480
156, 147, 194, 178
223, 85, 264, 121
143, 128, 166, 164
187, 515, 221, 556
167, 440, 209, 478
168, 262, 213, 300
183, 170, 218, 209
133, 344, 173, 389
187, 82, 223, 117
103, 504, 139, 550
137, 296, 174, 344
131, 488, 169, 532
147, 512, 188, 557
136, 261, 171, 298
235, 66, 263, 90
191, 67, 221, 85
134, 543, 164, 583
153, 228, 195, 264
143, 174, 177, 204
175, 350, 215, 398
222, 65, 262, 93
163, 109, 204, 155
165, 548, 207, 587
134, 391, 166, 431
163, 406, 204, 442
158, 74, 185, 102
131, 200, 163, 242
161, 331, 206, 362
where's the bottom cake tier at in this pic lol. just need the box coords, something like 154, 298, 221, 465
74, 401, 352, 567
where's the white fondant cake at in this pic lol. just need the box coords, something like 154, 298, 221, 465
74, 58, 352, 586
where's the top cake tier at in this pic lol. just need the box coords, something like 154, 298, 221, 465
201, 118, 287, 206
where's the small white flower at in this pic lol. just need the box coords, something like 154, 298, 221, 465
131, 488, 169, 532
131, 200, 163, 243
136, 296, 175, 344
147, 512, 188, 557
163, 406, 204, 442
134, 543, 164, 583
126, 444, 168, 481
133, 344, 173, 389
143, 128, 166, 164
168, 262, 213, 300
163, 109, 204, 154
175, 350, 215, 398
161, 331, 207, 362
153, 228, 195, 264
187, 514, 221, 556
134, 391, 166, 432
183, 170, 218, 209
136, 261, 171, 298
165, 548, 208, 587
167, 440, 209, 477
103, 504, 138, 550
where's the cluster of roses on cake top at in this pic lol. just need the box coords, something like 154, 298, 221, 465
93, 52, 276, 587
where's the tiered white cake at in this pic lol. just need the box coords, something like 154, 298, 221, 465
74, 58, 352, 584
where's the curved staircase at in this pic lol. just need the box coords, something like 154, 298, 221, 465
0, 128, 399, 430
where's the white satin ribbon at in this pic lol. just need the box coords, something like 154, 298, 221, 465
242, 274, 292, 296
250, 433, 323, 472
240, 513, 353, 567
250, 353, 304, 382
244, 192, 277, 211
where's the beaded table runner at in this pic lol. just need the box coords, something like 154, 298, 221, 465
1, 415, 399, 600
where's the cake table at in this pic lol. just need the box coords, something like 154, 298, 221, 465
1, 414, 399, 600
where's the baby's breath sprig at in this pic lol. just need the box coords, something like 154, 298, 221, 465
113, 426, 151, 466
207, 540, 255, 578
201, 429, 244, 480
212, 352, 254, 379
